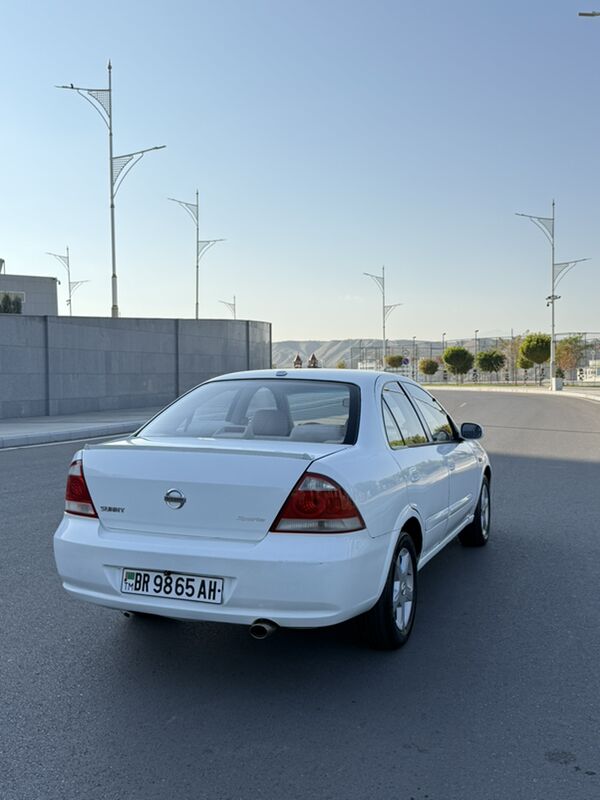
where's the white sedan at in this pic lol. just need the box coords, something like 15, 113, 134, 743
53, 369, 491, 650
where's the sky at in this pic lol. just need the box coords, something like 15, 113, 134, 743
1, 0, 599, 343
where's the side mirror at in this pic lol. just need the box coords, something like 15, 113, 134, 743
460, 422, 483, 440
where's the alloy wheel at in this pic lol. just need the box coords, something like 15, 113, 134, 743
480, 482, 490, 539
392, 547, 414, 632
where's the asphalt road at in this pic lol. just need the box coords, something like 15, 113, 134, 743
1, 391, 599, 800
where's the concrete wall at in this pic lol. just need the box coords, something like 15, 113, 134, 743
0, 315, 272, 419
0, 274, 59, 315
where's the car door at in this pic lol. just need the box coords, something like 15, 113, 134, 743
401, 382, 480, 536
381, 382, 450, 555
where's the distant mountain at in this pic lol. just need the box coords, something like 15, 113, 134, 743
272, 340, 367, 369
272, 337, 500, 368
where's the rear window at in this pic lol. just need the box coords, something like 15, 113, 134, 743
138, 379, 360, 445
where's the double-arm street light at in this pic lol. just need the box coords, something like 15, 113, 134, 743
219, 296, 237, 319
57, 62, 166, 318
516, 201, 588, 386
46, 247, 89, 315
364, 266, 402, 367
168, 190, 225, 319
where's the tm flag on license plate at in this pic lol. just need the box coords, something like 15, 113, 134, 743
123, 571, 136, 590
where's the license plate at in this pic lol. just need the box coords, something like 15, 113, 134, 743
121, 568, 224, 604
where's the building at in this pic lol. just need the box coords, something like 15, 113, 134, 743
0, 274, 59, 316
581, 359, 600, 382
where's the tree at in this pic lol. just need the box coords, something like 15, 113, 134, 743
520, 333, 550, 366
556, 335, 589, 373
385, 354, 404, 369
419, 358, 439, 376
476, 349, 506, 380
499, 334, 527, 379
0, 294, 23, 314
443, 346, 474, 380
516, 353, 533, 370
336, 359, 347, 369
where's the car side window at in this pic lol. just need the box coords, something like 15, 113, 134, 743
382, 399, 405, 449
402, 383, 455, 442
382, 384, 428, 446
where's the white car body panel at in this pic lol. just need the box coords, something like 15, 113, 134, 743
83, 438, 348, 542
446, 440, 480, 529
54, 515, 391, 627
390, 443, 450, 547
53, 369, 491, 629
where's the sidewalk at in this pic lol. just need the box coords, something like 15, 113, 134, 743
430, 384, 600, 402
0, 407, 160, 449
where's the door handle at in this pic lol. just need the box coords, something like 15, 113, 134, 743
409, 467, 421, 483
447, 460, 456, 471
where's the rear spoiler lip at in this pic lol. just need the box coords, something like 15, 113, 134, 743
84, 438, 351, 462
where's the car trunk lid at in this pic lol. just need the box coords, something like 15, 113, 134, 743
82, 436, 349, 542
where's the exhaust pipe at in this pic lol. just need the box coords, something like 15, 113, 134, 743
249, 619, 278, 640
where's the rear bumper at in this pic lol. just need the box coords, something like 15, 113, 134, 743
53, 515, 391, 628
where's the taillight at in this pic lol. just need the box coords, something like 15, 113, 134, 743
271, 472, 365, 533
65, 459, 98, 518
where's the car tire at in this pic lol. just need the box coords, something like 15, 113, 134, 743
361, 532, 418, 650
459, 476, 491, 547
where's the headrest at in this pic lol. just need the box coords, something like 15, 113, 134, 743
250, 409, 290, 436
289, 424, 346, 443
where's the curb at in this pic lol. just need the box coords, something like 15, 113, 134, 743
0, 421, 144, 449
429, 385, 600, 403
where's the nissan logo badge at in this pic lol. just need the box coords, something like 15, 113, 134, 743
164, 489, 186, 509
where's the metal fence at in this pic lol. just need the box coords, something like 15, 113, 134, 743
350, 333, 600, 386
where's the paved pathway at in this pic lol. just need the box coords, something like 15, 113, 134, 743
0, 407, 160, 448
425, 382, 600, 402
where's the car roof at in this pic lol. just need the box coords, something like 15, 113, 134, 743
209, 368, 420, 390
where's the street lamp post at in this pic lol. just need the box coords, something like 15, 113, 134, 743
46, 247, 89, 315
441, 333, 447, 381
474, 329, 479, 361
412, 335, 417, 379
579, 10, 600, 16
364, 266, 401, 369
168, 190, 225, 319
57, 62, 166, 318
219, 296, 237, 319
516, 202, 588, 388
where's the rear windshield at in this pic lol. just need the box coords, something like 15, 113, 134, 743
138, 379, 360, 445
